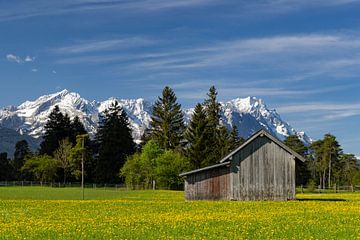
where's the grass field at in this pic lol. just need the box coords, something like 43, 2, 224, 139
0, 187, 359, 239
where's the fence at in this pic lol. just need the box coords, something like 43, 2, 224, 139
1, 181, 359, 193
296, 185, 360, 193
0, 181, 129, 190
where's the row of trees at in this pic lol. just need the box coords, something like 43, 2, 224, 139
1, 85, 359, 189
0, 101, 135, 184
122, 86, 244, 189
284, 134, 360, 188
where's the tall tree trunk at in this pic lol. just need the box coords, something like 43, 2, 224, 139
322, 170, 326, 189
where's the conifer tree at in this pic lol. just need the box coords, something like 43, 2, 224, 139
39, 106, 72, 156
0, 152, 13, 181
95, 101, 135, 183
203, 86, 223, 165
228, 125, 244, 151
150, 86, 185, 150
218, 126, 232, 158
39, 106, 87, 156
184, 103, 209, 169
70, 116, 87, 144
284, 135, 310, 185
322, 134, 342, 188
13, 140, 31, 179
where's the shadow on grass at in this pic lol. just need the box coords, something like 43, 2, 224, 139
296, 198, 347, 202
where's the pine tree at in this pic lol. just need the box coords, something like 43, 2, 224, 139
0, 152, 13, 181
322, 134, 342, 188
203, 86, 223, 165
150, 86, 185, 150
284, 135, 310, 185
39, 106, 72, 155
70, 116, 87, 145
95, 101, 135, 183
184, 103, 210, 169
13, 140, 31, 179
217, 126, 232, 159
228, 125, 244, 151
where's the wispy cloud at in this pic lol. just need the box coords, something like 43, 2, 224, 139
177, 85, 354, 100
53, 37, 156, 54
240, 0, 360, 16
0, 0, 221, 22
277, 102, 360, 120
6, 54, 22, 63
1, 0, 359, 22
105, 34, 360, 77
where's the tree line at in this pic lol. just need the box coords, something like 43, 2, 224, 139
285, 134, 360, 189
0, 86, 359, 189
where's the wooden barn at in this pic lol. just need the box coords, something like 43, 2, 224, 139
180, 129, 306, 201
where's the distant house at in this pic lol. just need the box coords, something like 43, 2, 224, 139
180, 129, 306, 201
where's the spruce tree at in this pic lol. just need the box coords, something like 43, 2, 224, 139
150, 86, 185, 150
95, 101, 135, 183
39, 106, 72, 156
184, 103, 210, 169
228, 125, 245, 151
0, 152, 13, 181
13, 140, 31, 180
284, 135, 310, 185
70, 116, 87, 144
203, 86, 223, 165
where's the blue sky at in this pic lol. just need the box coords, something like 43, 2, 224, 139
1, 0, 360, 156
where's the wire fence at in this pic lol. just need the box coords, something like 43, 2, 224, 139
296, 185, 360, 193
0, 181, 130, 190
1, 181, 359, 193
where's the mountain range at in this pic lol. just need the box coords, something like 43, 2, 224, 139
0, 89, 311, 156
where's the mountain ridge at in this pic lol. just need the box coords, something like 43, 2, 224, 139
0, 89, 311, 155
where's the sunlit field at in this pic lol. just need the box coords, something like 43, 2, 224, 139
0, 187, 359, 239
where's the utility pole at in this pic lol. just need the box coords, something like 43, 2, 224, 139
82, 135, 84, 200
79, 134, 88, 200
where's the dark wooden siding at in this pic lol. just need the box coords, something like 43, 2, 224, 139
230, 136, 296, 200
184, 166, 230, 200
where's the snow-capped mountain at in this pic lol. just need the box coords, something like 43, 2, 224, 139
0, 89, 311, 152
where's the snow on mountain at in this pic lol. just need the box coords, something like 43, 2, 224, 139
0, 90, 312, 148
220, 97, 312, 144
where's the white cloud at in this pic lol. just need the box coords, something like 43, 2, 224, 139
52, 70, 57, 74
53, 37, 156, 54
24, 56, 35, 62
6, 54, 22, 63
277, 102, 360, 121
0, 0, 221, 22
31, 68, 38, 72
6, 54, 36, 64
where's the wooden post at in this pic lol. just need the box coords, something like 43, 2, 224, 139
82, 135, 84, 200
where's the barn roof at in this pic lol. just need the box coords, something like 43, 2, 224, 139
219, 129, 306, 163
179, 161, 230, 177
180, 129, 306, 177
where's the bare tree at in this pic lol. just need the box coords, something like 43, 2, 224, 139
54, 138, 72, 184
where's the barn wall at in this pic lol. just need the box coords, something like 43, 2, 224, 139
231, 136, 296, 200
184, 166, 230, 200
